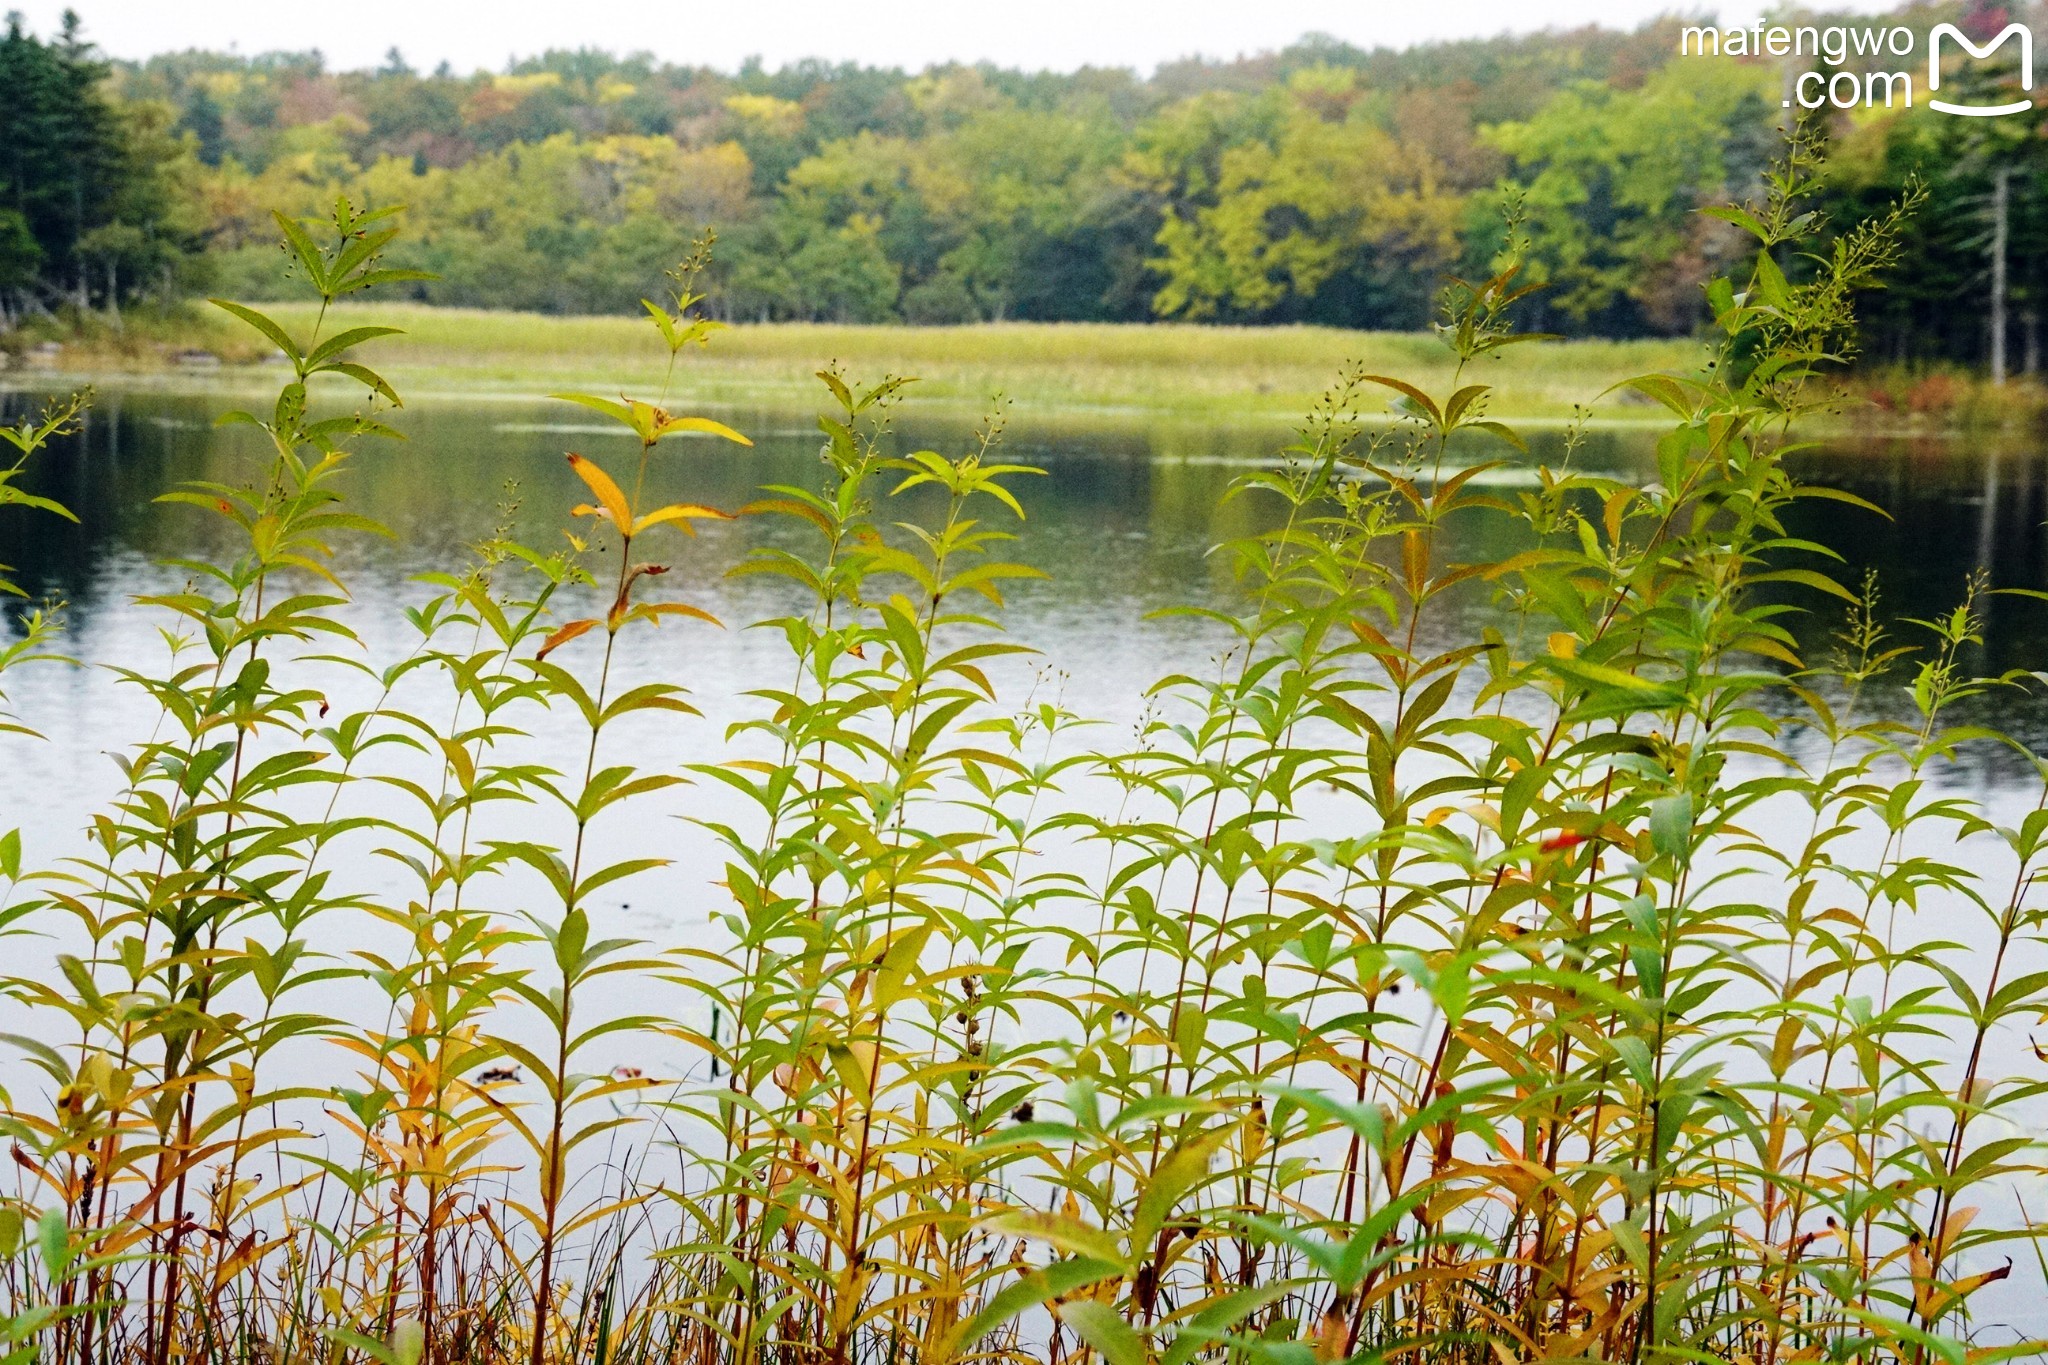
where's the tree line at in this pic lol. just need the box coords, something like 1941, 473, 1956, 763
0, 12, 203, 329
0, 0, 2041, 366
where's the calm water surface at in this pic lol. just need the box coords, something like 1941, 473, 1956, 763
5, 386, 2047, 745
3, 383, 2045, 901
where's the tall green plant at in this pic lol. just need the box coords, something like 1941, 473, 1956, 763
2, 140, 2044, 1365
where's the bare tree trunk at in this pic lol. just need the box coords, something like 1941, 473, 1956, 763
2024, 306, 2040, 377
1990, 165, 2010, 386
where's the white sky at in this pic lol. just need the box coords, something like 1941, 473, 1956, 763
14, 0, 1909, 75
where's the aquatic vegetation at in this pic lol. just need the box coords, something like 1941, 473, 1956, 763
0, 146, 2043, 1365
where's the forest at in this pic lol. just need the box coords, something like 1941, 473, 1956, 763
0, 2, 2041, 362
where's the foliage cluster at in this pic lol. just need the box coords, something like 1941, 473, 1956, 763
0, 9, 1840, 339
0, 14, 209, 327
15, 2, 2048, 372
2, 144, 2047, 1365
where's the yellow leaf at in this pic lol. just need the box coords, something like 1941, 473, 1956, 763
654, 413, 753, 446
1548, 632, 1578, 659
628, 602, 723, 629
566, 453, 631, 529
1908, 1234, 1935, 1317
1949, 1257, 2014, 1301
632, 503, 733, 536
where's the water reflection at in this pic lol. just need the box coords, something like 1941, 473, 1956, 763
3, 386, 2046, 779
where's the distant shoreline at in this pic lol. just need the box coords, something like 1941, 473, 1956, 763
0, 306, 1710, 425
3, 306, 2036, 434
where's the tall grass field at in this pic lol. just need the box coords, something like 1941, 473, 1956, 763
8, 302, 1707, 424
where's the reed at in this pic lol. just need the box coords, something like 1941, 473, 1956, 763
7, 303, 1705, 426
0, 141, 2043, 1365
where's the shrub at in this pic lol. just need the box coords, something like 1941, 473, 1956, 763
0, 144, 2042, 1365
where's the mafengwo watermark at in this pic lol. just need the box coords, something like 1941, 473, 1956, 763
1680, 20, 2033, 116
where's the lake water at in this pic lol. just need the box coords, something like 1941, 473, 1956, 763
6, 385, 2048, 955
4, 383, 2048, 902
6, 383, 2047, 995
6, 385, 2048, 764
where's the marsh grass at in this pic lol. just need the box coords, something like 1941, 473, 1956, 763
8, 304, 1706, 426
2, 145, 2047, 1365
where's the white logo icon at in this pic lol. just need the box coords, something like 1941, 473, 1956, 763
1928, 22, 2034, 116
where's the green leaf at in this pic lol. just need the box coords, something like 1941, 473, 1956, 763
551, 392, 638, 428
1610, 1216, 1649, 1270
1058, 1300, 1146, 1365
1754, 249, 1792, 308
1700, 203, 1770, 242
270, 212, 330, 292
1608, 373, 1700, 417
1160, 1281, 1299, 1365
321, 362, 403, 406
1750, 568, 1856, 603
826, 1042, 874, 1106
556, 907, 589, 971
653, 414, 753, 446
344, 267, 437, 293
1465, 419, 1527, 451
1134, 1130, 1226, 1246
948, 1256, 1118, 1354
389, 1320, 423, 1365
35, 1209, 66, 1279
984, 1210, 1128, 1269
304, 326, 402, 368
1706, 275, 1736, 319
209, 299, 301, 363
1650, 794, 1693, 862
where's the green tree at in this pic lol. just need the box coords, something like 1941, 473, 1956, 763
0, 11, 121, 306
1139, 69, 1472, 326
0, 14, 204, 317
1813, 12, 2048, 371
1488, 59, 1774, 335
177, 84, 227, 165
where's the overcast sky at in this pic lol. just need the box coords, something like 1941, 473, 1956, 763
13, 0, 1909, 75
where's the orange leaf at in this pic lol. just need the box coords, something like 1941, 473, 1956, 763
1907, 1234, 1935, 1317
630, 602, 724, 628
537, 618, 598, 660
567, 453, 630, 530
211, 1230, 261, 1292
